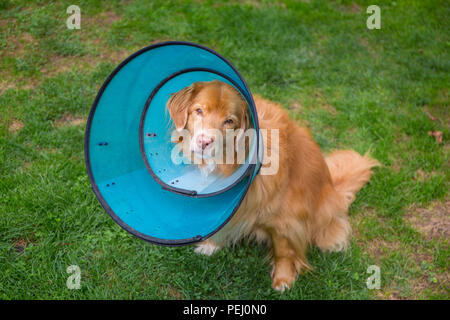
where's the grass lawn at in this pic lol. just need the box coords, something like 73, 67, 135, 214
0, 0, 448, 299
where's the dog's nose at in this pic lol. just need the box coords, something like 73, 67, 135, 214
196, 134, 214, 150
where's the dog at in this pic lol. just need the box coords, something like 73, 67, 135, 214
167, 80, 379, 292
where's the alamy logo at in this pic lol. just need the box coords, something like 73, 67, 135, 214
366, 5, 381, 30
170, 128, 279, 176
366, 265, 381, 289
66, 265, 81, 289
66, 5, 81, 30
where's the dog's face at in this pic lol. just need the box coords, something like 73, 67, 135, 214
167, 80, 248, 161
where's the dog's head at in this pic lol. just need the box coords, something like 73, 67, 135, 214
167, 80, 249, 172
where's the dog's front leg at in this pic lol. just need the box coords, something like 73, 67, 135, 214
270, 232, 300, 292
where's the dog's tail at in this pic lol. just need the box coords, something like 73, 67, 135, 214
325, 150, 380, 206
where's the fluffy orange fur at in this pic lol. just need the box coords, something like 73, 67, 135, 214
167, 81, 380, 291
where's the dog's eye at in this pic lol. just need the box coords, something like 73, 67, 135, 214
224, 119, 234, 125
196, 108, 203, 114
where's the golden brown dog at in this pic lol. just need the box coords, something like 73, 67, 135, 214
167, 80, 379, 292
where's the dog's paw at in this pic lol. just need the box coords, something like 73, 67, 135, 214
271, 265, 297, 293
194, 241, 220, 256
272, 280, 291, 293
272, 276, 296, 293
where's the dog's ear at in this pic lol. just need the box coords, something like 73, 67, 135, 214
167, 83, 199, 130
240, 100, 250, 131
235, 97, 250, 152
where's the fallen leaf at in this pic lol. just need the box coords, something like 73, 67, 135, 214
428, 131, 443, 144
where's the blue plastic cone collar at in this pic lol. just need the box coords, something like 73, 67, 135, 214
85, 41, 260, 245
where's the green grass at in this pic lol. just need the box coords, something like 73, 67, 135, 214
0, 0, 448, 299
